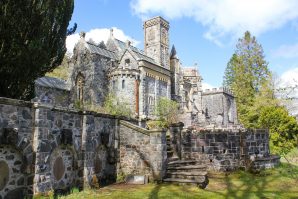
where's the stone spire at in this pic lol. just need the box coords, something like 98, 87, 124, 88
170, 45, 177, 59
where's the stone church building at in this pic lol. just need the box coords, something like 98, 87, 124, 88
35, 16, 237, 127
0, 17, 280, 198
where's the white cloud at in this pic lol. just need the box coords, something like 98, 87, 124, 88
279, 67, 298, 88
279, 68, 298, 114
66, 27, 140, 55
131, 0, 298, 45
202, 82, 214, 90
272, 43, 298, 58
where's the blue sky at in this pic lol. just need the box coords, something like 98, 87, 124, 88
67, 0, 298, 89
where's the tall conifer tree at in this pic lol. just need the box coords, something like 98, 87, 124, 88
0, 0, 74, 99
223, 31, 271, 126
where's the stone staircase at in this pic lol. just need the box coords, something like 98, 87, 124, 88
163, 160, 209, 188
166, 134, 175, 160
164, 135, 208, 188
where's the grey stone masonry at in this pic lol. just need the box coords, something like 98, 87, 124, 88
180, 127, 278, 171
0, 97, 168, 198
0, 98, 34, 198
118, 120, 167, 181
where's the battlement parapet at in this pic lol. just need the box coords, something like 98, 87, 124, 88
203, 87, 233, 96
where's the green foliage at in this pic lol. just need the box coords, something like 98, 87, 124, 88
46, 55, 71, 81
224, 31, 298, 156
257, 106, 298, 156
146, 120, 168, 130
147, 97, 179, 129
103, 93, 132, 118
223, 31, 271, 125
116, 171, 126, 182
0, 0, 74, 99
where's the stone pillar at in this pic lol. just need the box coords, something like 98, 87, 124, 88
149, 129, 167, 181
32, 103, 53, 194
154, 77, 158, 108
169, 122, 184, 160
135, 79, 139, 116
81, 113, 94, 188
167, 81, 171, 99
139, 69, 145, 118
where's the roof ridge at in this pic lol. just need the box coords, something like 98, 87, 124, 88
86, 41, 116, 53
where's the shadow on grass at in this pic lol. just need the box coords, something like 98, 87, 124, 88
204, 163, 298, 199
149, 183, 162, 199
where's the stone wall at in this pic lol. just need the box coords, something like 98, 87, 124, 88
0, 98, 34, 198
70, 39, 113, 107
111, 74, 138, 114
143, 76, 168, 117
144, 76, 156, 116
202, 88, 237, 126
118, 120, 167, 181
181, 128, 272, 171
0, 97, 167, 198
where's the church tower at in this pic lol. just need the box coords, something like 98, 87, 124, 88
144, 16, 170, 69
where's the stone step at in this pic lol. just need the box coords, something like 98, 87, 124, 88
166, 171, 207, 176
167, 160, 197, 166
167, 157, 179, 162
167, 165, 207, 171
165, 173, 207, 182
166, 171, 207, 182
163, 178, 199, 183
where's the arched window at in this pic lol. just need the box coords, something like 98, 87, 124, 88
112, 80, 116, 90
76, 73, 85, 104
122, 79, 125, 89
148, 96, 154, 105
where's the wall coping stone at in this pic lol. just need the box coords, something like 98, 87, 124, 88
186, 128, 268, 134
120, 120, 166, 135
32, 102, 138, 122
0, 97, 32, 107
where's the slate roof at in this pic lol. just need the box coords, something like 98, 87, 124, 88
86, 39, 157, 65
86, 42, 118, 60
114, 39, 157, 65
35, 76, 71, 91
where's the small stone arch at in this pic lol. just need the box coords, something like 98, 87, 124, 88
50, 145, 78, 192
92, 145, 108, 186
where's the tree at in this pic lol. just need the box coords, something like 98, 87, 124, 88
103, 93, 132, 118
147, 97, 179, 129
46, 55, 71, 81
0, 0, 74, 99
224, 32, 298, 156
257, 106, 298, 156
223, 31, 271, 126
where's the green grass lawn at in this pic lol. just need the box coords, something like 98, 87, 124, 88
56, 163, 298, 199
281, 147, 298, 166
